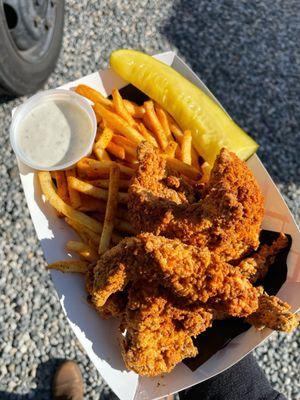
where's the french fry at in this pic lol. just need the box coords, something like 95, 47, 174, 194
86, 178, 130, 190
47, 260, 89, 273
69, 176, 108, 200
54, 171, 69, 203
166, 113, 183, 139
201, 161, 212, 183
64, 217, 87, 242
123, 99, 145, 118
94, 148, 111, 161
164, 116, 199, 166
99, 165, 120, 254
124, 153, 138, 164
165, 141, 178, 158
77, 157, 134, 177
66, 240, 98, 262
144, 101, 168, 150
155, 104, 173, 142
142, 113, 152, 131
191, 145, 200, 170
93, 127, 113, 161
166, 158, 201, 180
181, 130, 192, 165
112, 134, 137, 158
75, 84, 112, 107
65, 169, 81, 208
94, 103, 144, 144
77, 231, 91, 246
112, 88, 136, 126
38, 171, 101, 233
175, 145, 182, 160
137, 122, 158, 147
106, 141, 126, 159
65, 217, 101, 247
92, 105, 102, 123
94, 127, 113, 149
77, 195, 107, 213
68, 176, 128, 204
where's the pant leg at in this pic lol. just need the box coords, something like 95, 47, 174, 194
179, 354, 286, 400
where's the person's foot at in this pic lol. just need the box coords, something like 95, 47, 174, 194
52, 360, 84, 400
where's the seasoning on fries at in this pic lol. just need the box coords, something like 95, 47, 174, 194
144, 100, 168, 150
112, 88, 136, 126
38, 171, 101, 233
47, 260, 89, 273
99, 165, 120, 254
181, 130, 192, 165
94, 103, 144, 144
66, 169, 81, 208
39, 84, 208, 266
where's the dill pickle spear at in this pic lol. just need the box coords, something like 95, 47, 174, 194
110, 49, 258, 165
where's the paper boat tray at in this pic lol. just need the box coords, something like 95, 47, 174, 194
17, 52, 300, 400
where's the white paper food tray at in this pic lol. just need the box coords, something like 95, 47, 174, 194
16, 51, 300, 400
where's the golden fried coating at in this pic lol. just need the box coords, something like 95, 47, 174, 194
120, 283, 212, 376
91, 233, 260, 318
129, 143, 264, 262
86, 263, 126, 319
83, 144, 296, 377
237, 233, 288, 283
247, 294, 300, 332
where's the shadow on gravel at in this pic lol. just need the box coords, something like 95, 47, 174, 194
160, 1, 300, 186
0, 358, 118, 400
0, 358, 64, 399
0, 95, 15, 105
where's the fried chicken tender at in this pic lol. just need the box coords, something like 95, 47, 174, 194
128, 141, 196, 224
86, 264, 126, 319
91, 233, 259, 318
246, 294, 300, 332
120, 283, 212, 376
129, 143, 264, 262
237, 233, 288, 283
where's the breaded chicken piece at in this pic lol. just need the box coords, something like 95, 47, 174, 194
237, 233, 288, 283
246, 294, 300, 332
129, 143, 264, 262
86, 263, 126, 319
128, 141, 196, 226
120, 283, 212, 376
91, 233, 259, 318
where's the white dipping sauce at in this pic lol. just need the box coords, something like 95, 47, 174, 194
18, 99, 92, 168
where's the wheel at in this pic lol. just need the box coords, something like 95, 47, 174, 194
0, 0, 64, 96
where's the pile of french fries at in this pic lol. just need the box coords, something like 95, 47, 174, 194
40, 84, 207, 273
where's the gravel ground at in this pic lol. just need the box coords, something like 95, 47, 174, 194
0, 1, 299, 399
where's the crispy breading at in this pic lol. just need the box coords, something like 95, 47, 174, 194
237, 233, 289, 283
128, 142, 197, 232
129, 143, 264, 262
246, 294, 300, 332
86, 263, 126, 319
91, 233, 260, 318
119, 283, 212, 376
83, 144, 296, 377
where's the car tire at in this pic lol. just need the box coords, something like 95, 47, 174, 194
0, 0, 64, 97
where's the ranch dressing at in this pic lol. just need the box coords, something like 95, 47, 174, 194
18, 99, 92, 168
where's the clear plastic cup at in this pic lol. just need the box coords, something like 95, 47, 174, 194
10, 89, 97, 171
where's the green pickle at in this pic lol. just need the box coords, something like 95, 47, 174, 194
110, 49, 258, 165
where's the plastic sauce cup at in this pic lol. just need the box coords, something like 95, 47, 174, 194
10, 89, 97, 171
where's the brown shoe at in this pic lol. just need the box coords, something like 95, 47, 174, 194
52, 360, 84, 400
